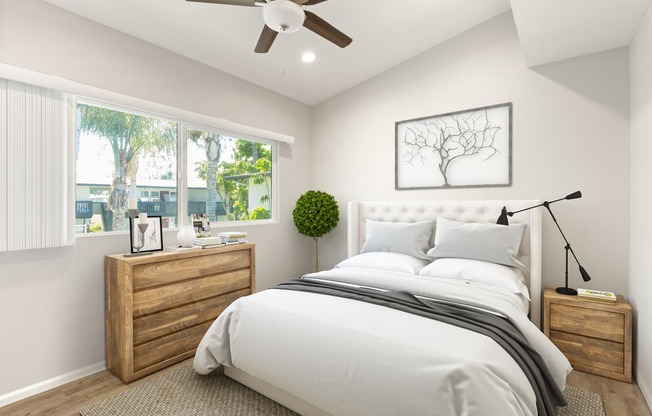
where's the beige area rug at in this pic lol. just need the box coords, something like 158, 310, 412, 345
81, 365, 605, 416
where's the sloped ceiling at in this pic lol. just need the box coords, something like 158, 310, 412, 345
41, 0, 651, 105
511, 0, 651, 67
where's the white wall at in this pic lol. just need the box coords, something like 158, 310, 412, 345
0, 0, 313, 400
630, 2, 652, 405
312, 13, 630, 301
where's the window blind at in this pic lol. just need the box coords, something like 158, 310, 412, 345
0, 79, 74, 251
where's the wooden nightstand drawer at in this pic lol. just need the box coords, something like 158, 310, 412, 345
549, 330, 624, 374
549, 303, 624, 342
543, 287, 632, 383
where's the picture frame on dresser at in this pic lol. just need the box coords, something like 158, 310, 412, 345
129, 215, 163, 254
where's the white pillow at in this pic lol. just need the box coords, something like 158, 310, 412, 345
427, 217, 526, 267
336, 252, 430, 274
419, 258, 530, 299
361, 219, 435, 260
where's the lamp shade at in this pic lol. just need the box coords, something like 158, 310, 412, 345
263, 0, 305, 33
579, 265, 591, 282
565, 191, 582, 200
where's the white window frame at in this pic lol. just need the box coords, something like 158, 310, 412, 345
75, 97, 279, 232
181, 121, 278, 228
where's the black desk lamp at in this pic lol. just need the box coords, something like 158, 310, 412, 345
496, 191, 591, 296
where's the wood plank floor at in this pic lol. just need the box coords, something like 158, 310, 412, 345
1, 363, 650, 416
566, 370, 651, 416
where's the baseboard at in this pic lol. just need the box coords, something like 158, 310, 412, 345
0, 361, 106, 407
637, 373, 652, 412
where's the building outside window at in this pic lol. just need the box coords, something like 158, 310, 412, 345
75, 101, 275, 234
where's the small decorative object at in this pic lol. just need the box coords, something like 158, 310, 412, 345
395, 102, 512, 189
124, 209, 147, 257
177, 226, 196, 248
293, 190, 339, 272
192, 214, 211, 237
126, 215, 163, 256
496, 191, 591, 295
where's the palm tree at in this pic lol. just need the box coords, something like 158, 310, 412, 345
187, 130, 222, 221
78, 104, 176, 230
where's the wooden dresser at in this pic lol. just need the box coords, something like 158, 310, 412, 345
543, 287, 632, 382
105, 243, 255, 383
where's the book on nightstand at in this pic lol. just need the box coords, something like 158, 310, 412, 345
577, 288, 617, 304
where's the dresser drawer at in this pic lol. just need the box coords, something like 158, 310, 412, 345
132, 249, 252, 290
133, 269, 252, 317
133, 320, 213, 373
549, 303, 624, 342
550, 330, 624, 374
133, 288, 250, 345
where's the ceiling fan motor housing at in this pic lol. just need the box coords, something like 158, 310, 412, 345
263, 0, 305, 33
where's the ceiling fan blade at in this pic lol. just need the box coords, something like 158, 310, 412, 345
303, 10, 352, 48
255, 25, 278, 53
185, 0, 259, 6
302, 0, 329, 5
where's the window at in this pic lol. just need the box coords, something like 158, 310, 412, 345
187, 128, 272, 224
75, 101, 275, 234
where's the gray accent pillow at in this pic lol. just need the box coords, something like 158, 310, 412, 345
427, 217, 526, 268
361, 219, 435, 260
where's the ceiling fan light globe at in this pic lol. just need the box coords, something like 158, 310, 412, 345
263, 0, 305, 33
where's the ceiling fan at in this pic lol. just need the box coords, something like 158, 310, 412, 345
185, 0, 353, 53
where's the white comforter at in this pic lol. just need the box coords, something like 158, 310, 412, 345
194, 269, 572, 416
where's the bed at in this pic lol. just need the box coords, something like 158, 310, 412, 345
193, 200, 572, 416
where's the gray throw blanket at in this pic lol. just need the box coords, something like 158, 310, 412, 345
273, 278, 567, 416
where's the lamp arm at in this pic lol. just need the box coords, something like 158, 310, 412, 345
542, 202, 583, 267
506, 202, 545, 217
507, 197, 569, 217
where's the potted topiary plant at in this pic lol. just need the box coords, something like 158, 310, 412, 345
293, 190, 339, 272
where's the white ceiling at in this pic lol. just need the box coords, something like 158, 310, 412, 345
511, 0, 651, 67
41, 0, 650, 106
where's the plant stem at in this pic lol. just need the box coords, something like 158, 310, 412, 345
314, 237, 319, 272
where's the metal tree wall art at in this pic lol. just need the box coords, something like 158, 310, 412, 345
395, 103, 512, 189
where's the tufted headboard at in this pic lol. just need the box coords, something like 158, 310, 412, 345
347, 200, 543, 327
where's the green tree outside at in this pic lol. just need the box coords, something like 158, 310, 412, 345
78, 104, 176, 231
196, 139, 272, 221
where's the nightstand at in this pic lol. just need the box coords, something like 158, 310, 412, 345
543, 287, 632, 383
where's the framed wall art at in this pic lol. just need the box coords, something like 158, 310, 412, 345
129, 215, 163, 254
395, 102, 512, 190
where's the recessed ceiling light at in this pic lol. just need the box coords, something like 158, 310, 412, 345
302, 52, 316, 63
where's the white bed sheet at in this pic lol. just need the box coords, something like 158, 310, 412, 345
193, 269, 571, 416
